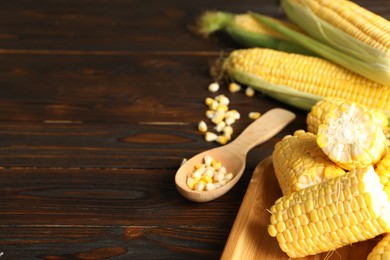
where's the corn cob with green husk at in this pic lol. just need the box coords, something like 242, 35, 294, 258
220, 47, 390, 117
193, 11, 315, 55
367, 233, 390, 260
268, 165, 390, 258
251, 3, 390, 86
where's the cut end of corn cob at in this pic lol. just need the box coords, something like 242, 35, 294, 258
317, 101, 387, 170
268, 166, 390, 258
272, 129, 346, 196
307, 97, 389, 135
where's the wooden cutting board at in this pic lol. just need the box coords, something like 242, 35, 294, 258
221, 156, 381, 260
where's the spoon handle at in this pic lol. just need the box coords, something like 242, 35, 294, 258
229, 108, 296, 154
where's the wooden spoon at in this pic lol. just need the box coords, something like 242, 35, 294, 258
175, 108, 296, 202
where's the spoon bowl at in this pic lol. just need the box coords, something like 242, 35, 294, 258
175, 108, 296, 202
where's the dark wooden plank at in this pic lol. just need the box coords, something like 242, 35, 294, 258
0, 167, 248, 226
0, 0, 387, 51
0, 226, 227, 259
0, 113, 305, 168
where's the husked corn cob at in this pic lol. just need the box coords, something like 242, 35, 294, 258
367, 233, 390, 260
194, 11, 315, 55
221, 48, 390, 115
272, 129, 345, 196
317, 100, 387, 171
375, 154, 390, 201
307, 97, 389, 134
268, 166, 390, 258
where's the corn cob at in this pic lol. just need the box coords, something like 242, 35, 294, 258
220, 48, 390, 116
193, 11, 315, 55
272, 129, 345, 196
307, 97, 389, 134
375, 154, 390, 201
367, 233, 390, 260
316, 100, 387, 171
281, 0, 390, 61
251, 10, 389, 85
268, 166, 390, 258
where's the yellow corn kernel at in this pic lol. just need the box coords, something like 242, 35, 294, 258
211, 110, 225, 124
268, 166, 390, 258
211, 159, 222, 170
205, 109, 215, 119
198, 120, 208, 133
204, 132, 218, 142
317, 100, 387, 171
216, 135, 228, 145
209, 100, 219, 110
367, 233, 390, 260
215, 94, 230, 105
186, 177, 198, 190
214, 121, 226, 132
208, 82, 219, 92
273, 130, 345, 195
225, 109, 240, 120
249, 112, 261, 120
205, 183, 216, 191
195, 180, 206, 191
228, 82, 242, 93
245, 86, 255, 97
204, 97, 214, 106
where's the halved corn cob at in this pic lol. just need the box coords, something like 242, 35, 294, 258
193, 11, 315, 55
268, 166, 390, 258
375, 154, 390, 201
367, 233, 390, 260
307, 97, 389, 134
272, 129, 346, 196
220, 48, 390, 116
316, 100, 387, 171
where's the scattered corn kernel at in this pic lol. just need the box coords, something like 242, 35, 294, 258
211, 111, 225, 124
205, 97, 214, 106
225, 116, 236, 126
186, 155, 235, 191
208, 82, 220, 92
216, 135, 229, 145
249, 112, 261, 120
245, 87, 255, 97
205, 132, 218, 142
223, 126, 233, 136
205, 110, 215, 119
229, 82, 241, 93
209, 100, 219, 110
198, 120, 208, 133
215, 94, 230, 105
214, 121, 226, 132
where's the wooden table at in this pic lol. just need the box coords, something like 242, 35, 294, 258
0, 0, 388, 259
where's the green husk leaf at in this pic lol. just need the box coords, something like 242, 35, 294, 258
192, 11, 316, 56
227, 68, 323, 111
251, 12, 390, 85
281, 0, 390, 66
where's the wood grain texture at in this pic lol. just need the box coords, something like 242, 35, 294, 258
0, 0, 388, 259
